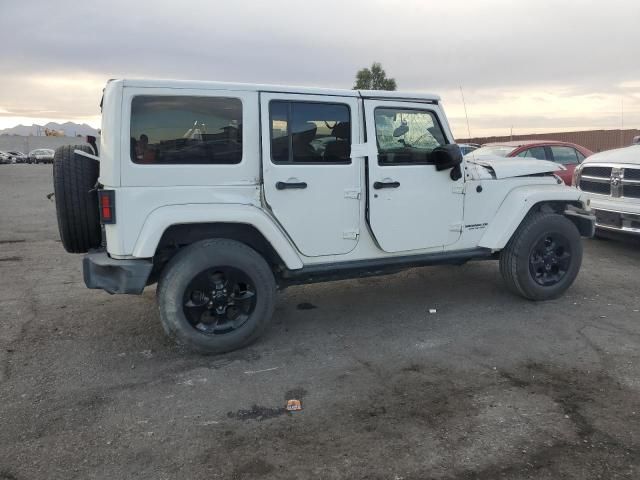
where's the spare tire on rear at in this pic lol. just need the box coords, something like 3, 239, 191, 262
53, 145, 101, 253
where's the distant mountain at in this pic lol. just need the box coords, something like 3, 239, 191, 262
0, 122, 99, 137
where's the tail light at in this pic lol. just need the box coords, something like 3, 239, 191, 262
98, 190, 116, 224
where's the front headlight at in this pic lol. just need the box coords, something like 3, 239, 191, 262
572, 165, 582, 187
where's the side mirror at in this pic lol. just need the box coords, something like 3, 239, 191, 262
431, 144, 463, 180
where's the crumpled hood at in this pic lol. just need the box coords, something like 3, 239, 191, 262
465, 155, 563, 179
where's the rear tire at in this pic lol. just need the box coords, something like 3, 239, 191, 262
500, 212, 582, 300
157, 239, 277, 354
53, 145, 101, 253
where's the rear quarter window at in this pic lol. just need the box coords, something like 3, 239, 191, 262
130, 95, 243, 165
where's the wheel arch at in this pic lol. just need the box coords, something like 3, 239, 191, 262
479, 185, 590, 250
155, 223, 287, 271
132, 204, 303, 270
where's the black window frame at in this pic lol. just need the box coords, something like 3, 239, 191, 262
129, 94, 244, 166
373, 106, 449, 166
268, 99, 353, 165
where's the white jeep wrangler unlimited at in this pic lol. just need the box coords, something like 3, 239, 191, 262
53, 79, 595, 353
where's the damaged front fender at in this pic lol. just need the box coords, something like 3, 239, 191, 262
478, 185, 590, 249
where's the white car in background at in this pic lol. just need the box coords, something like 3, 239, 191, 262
457, 143, 480, 156
573, 145, 640, 236
8, 151, 28, 163
0, 151, 14, 164
28, 148, 55, 164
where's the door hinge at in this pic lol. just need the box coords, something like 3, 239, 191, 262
343, 229, 360, 240
344, 188, 361, 199
350, 143, 371, 158
449, 223, 463, 232
452, 184, 465, 194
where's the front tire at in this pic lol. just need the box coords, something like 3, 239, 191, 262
157, 239, 277, 354
500, 212, 582, 300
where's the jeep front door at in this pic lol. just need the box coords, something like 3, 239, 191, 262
363, 100, 464, 252
260, 93, 362, 257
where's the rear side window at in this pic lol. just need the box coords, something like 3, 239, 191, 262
130, 96, 242, 165
550, 146, 579, 165
516, 146, 547, 160
374, 108, 446, 165
269, 101, 351, 164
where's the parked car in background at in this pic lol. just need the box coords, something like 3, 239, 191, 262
457, 143, 480, 156
465, 140, 593, 185
0, 151, 14, 164
573, 145, 640, 236
7, 151, 28, 163
28, 148, 55, 164
633, 135, 640, 145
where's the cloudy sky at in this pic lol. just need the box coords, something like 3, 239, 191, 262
1, 0, 639, 137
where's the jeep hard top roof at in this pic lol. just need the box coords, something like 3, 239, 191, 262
114, 78, 441, 103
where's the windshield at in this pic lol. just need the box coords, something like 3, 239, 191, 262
465, 145, 516, 158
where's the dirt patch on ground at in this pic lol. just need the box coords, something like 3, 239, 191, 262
205, 361, 639, 479
0, 256, 22, 262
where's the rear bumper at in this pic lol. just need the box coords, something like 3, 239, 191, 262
83, 250, 153, 294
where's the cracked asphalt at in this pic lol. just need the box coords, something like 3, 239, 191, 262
0, 165, 639, 479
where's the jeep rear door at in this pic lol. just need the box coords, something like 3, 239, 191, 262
363, 100, 464, 252
260, 93, 362, 257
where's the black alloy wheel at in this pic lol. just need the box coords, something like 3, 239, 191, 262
528, 233, 572, 286
500, 211, 583, 301
183, 267, 257, 335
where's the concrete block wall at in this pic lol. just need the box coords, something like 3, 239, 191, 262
0, 135, 93, 154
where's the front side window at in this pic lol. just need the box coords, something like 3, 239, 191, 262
374, 108, 446, 164
550, 146, 579, 165
130, 96, 242, 165
270, 101, 351, 163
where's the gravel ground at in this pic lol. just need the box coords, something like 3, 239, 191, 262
0, 165, 639, 479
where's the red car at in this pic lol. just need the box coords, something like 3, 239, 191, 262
466, 140, 593, 185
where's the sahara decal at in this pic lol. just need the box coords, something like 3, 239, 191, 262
465, 222, 488, 231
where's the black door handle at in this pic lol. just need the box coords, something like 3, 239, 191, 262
373, 181, 400, 189
276, 181, 307, 190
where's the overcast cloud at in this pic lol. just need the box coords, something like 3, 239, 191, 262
1, 0, 639, 137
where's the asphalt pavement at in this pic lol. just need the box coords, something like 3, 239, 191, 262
0, 165, 639, 479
